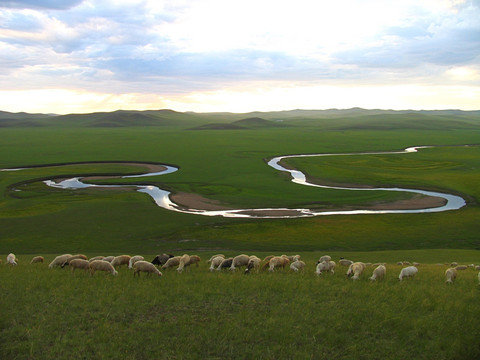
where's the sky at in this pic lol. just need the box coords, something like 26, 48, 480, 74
0, 0, 479, 114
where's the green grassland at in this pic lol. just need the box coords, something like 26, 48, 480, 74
1, 109, 480, 359
1, 252, 480, 360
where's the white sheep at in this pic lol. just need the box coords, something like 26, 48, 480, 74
89, 256, 105, 263
111, 255, 131, 268
268, 255, 290, 272
89, 260, 118, 276
207, 254, 225, 263
398, 266, 418, 281
30, 256, 44, 264
177, 254, 201, 273
69, 259, 90, 273
455, 265, 468, 271
287, 255, 301, 262
133, 261, 162, 277
48, 254, 73, 268
176, 254, 191, 273
6, 253, 17, 265
103, 256, 115, 262
209, 256, 226, 271
339, 259, 353, 266
128, 255, 145, 269
318, 255, 331, 263
230, 254, 250, 271
290, 260, 306, 272
315, 260, 336, 275
245, 256, 262, 273
346, 262, 366, 280
369, 265, 386, 281
445, 268, 457, 284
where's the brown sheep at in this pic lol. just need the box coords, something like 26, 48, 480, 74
69, 259, 90, 273
30, 256, 44, 264
268, 256, 290, 272
133, 261, 162, 277
89, 260, 118, 276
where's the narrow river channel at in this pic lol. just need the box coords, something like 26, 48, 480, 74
3, 146, 467, 218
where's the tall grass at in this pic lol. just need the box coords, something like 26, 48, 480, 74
1, 254, 480, 359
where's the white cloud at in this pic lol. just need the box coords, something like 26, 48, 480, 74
0, 0, 479, 112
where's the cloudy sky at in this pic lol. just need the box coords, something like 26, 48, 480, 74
0, 0, 479, 114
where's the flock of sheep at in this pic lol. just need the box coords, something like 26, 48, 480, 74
3, 252, 480, 284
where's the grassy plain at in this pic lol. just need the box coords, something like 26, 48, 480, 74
1, 253, 480, 360
0, 112, 479, 254
1, 109, 480, 359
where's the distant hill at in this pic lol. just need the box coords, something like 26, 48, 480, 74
189, 117, 286, 130
0, 108, 478, 129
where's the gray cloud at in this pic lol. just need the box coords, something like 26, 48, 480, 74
0, 0, 84, 10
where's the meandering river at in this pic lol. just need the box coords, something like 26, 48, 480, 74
3, 146, 467, 218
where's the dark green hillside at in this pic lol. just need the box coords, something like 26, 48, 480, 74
51, 109, 201, 127
0, 110, 56, 120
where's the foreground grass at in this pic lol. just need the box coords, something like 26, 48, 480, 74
2, 252, 480, 360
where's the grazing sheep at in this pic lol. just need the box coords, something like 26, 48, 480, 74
133, 261, 162, 277
402, 261, 411, 265
339, 259, 354, 266
398, 266, 418, 281
315, 260, 336, 275
445, 268, 457, 284
111, 255, 131, 268
286, 255, 301, 262
128, 255, 145, 269
69, 259, 90, 273
61, 254, 88, 267
89, 260, 118, 276
451, 262, 458, 267
230, 254, 250, 271
176, 254, 191, 273
475, 265, 480, 271
103, 256, 115, 262
186, 255, 201, 267
216, 258, 234, 271
89, 256, 105, 263
207, 254, 225, 263
263, 255, 275, 262
268, 255, 290, 272
396, 262, 403, 265
455, 265, 468, 271
369, 265, 386, 281
412, 262, 420, 266
347, 262, 366, 280
151, 254, 174, 267
6, 253, 17, 265
162, 256, 181, 269
290, 260, 306, 272
209, 256, 226, 271
318, 255, 331, 264
245, 256, 262, 274
30, 256, 44, 264
48, 254, 73, 268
